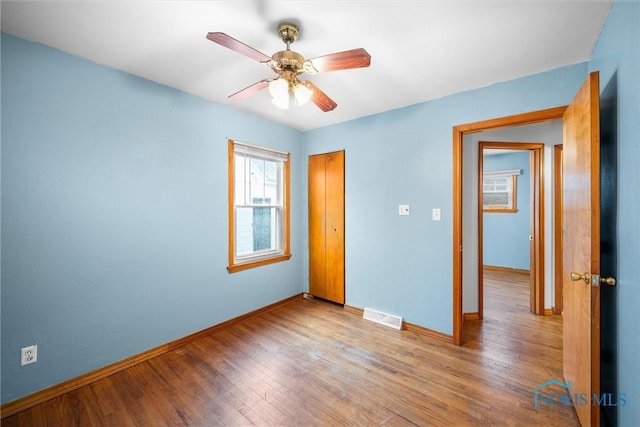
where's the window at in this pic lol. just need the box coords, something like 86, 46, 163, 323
228, 140, 291, 272
483, 169, 520, 213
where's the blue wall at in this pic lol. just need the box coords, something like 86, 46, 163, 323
302, 64, 587, 334
589, 1, 640, 424
483, 151, 530, 270
1, 34, 304, 403
1, 0, 638, 422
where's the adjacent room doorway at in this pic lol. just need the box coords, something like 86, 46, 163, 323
452, 106, 567, 345
476, 142, 545, 320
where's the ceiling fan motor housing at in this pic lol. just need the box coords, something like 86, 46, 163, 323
271, 50, 305, 77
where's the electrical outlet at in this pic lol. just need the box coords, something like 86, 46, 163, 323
21, 345, 38, 366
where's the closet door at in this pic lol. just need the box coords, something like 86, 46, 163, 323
308, 151, 345, 304
309, 154, 327, 299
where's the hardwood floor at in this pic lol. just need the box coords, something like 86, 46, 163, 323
3, 270, 579, 426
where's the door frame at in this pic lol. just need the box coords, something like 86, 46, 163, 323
478, 142, 545, 319
452, 106, 566, 345
553, 144, 564, 315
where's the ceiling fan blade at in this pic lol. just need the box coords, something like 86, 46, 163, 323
304, 48, 371, 74
206, 32, 272, 63
229, 79, 272, 100
304, 81, 337, 112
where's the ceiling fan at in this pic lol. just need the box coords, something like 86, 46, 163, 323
206, 22, 371, 112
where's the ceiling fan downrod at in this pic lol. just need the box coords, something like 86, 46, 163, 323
277, 22, 299, 51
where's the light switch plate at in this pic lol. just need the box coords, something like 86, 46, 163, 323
398, 205, 410, 216
432, 208, 441, 221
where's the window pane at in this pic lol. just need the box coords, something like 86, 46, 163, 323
248, 159, 281, 206
484, 192, 509, 206
249, 158, 266, 202
236, 207, 279, 257
252, 206, 273, 251
264, 160, 277, 184
234, 154, 246, 205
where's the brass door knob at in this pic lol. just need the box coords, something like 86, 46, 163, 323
601, 277, 616, 286
571, 272, 617, 286
570, 272, 590, 284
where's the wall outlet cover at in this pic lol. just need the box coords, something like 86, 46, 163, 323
21, 345, 38, 366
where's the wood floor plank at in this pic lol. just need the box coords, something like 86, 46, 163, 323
2, 270, 579, 426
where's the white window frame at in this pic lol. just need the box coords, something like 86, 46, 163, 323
228, 140, 291, 273
483, 169, 521, 213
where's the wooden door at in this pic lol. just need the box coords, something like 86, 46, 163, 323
562, 71, 600, 427
309, 151, 345, 304
309, 154, 327, 298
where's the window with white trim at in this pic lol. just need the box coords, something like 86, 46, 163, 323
228, 140, 291, 273
483, 169, 520, 212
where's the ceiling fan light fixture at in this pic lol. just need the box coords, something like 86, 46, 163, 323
293, 81, 313, 106
268, 78, 288, 98
268, 78, 290, 109
268, 77, 312, 109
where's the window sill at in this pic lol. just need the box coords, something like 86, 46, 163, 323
483, 208, 518, 213
227, 253, 292, 273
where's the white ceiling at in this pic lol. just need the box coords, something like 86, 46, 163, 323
1, 1, 611, 131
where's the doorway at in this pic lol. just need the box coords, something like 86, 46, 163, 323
477, 142, 545, 321
452, 106, 566, 345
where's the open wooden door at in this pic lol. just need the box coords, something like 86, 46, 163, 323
562, 71, 604, 427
